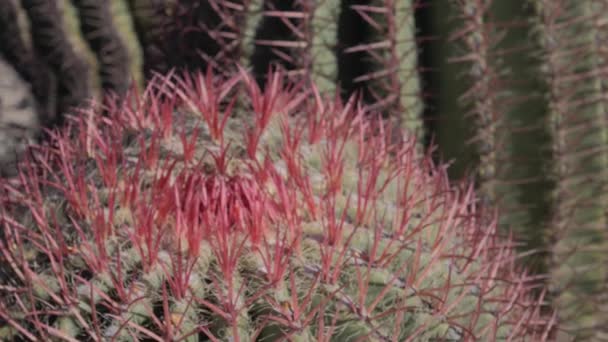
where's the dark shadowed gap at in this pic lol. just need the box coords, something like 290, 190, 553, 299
164, 0, 220, 72
250, 0, 300, 88
336, 0, 373, 104
413, 0, 438, 153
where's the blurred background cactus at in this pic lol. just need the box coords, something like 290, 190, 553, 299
0, 0, 607, 340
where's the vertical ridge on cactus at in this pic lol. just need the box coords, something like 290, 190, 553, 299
449, 0, 503, 207
70, 0, 132, 99
19, 0, 93, 127
446, 0, 551, 257
0, 69, 554, 340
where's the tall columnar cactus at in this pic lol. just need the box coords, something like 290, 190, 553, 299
19, 0, 93, 126
445, 0, 608, 339
0, 70, 554, 341
125, 0, 172, 79
445, 0, 554, 261
0, 0, 139, 129
70, 0, 132, 98
533, 0, 608, 339
247, 0, 424, 144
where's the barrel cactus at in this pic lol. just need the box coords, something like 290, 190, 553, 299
0, 69, 553, 340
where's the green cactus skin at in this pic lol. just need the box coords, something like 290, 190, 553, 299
109, 0, 146, 91
251, 0, 341, 94
0, 69, 553, 341
240, 0, 265, 69
532, 0, 608, 339
448, 0, 502, 207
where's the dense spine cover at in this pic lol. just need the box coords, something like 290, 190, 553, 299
0, 70, 553, 340
446, 0, 549, 256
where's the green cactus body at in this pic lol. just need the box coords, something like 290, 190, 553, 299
61, 0, 145, 100
58, 0, 100, 99
0, 70, 552, 340
450, 0, 501, 204
110, 0, 145, 90
533, 0, 608, 339
446, 0, 555, 260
